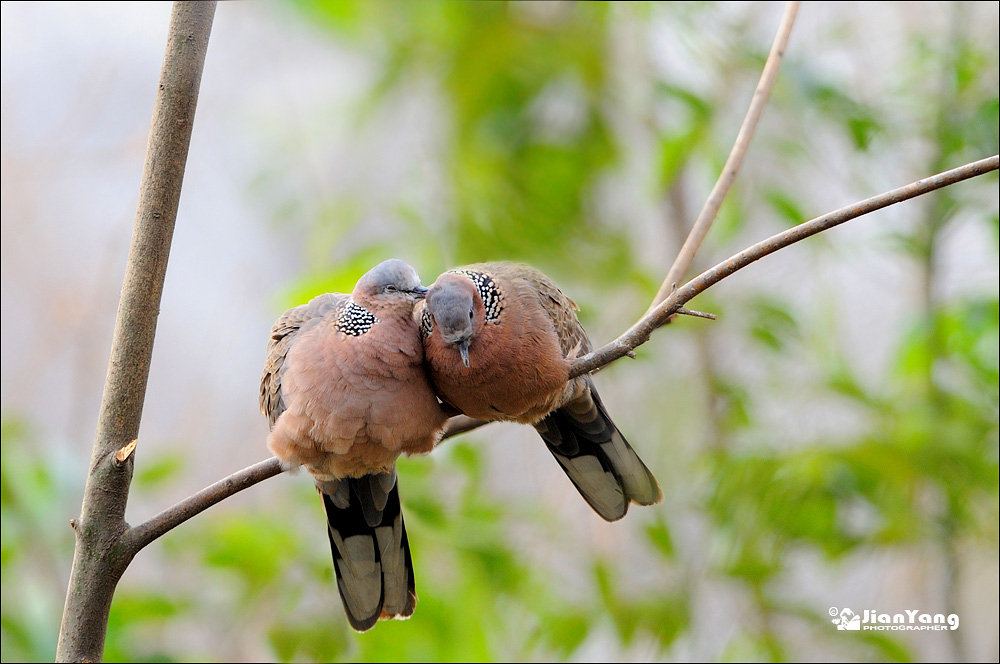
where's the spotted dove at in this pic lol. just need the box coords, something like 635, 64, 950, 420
260, 259, 449, 631
418, 262, 662, 521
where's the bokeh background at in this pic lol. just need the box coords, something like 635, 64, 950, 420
2, 1, 998, 661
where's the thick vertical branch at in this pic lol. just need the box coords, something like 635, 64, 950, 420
56, 3, 216, 661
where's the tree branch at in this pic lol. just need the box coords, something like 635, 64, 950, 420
125, 457, 283, 554
127, 155, 998, 546
124, 415, 488, 547
572, 154, 999, 378
56, 4, 216, 661
648, 0, 800, 313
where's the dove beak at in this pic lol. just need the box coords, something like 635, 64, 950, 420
458, 339, 470, 368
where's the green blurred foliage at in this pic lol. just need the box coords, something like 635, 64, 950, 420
2, 2, 997, 662
701, 5, 999, 660
1, 417, 79, 662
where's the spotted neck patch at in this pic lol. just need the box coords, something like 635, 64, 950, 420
452, 270, 505, 322
419, 308, 433, 338
335, 300, 378, 336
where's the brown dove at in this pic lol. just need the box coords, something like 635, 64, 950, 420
418, 262, 662, 521
260, 259, 449, 632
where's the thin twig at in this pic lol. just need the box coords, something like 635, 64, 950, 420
676, 307, 717, 320
441, 415, 488, 440
573, 155, 999, 378
647, 0, 800, 314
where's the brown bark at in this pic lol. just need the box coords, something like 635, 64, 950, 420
55, 3, 216, 661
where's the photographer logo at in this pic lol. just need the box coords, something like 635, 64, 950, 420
829, 607, 959, 631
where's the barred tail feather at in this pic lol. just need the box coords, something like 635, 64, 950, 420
533, 378, 662, 521
319, 472, 417, 631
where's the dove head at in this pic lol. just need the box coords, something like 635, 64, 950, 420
425, 272, 487, 368
352, 259, 428, 314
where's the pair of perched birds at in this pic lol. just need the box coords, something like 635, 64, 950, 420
260, 259, 661, 631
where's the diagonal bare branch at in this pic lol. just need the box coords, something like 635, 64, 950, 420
648, 0, 800, 314
574, 155, 999, 378
125, 457, 283, 554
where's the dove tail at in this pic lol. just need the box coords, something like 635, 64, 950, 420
319, 472, 416, 631
533, 378, 662, 521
